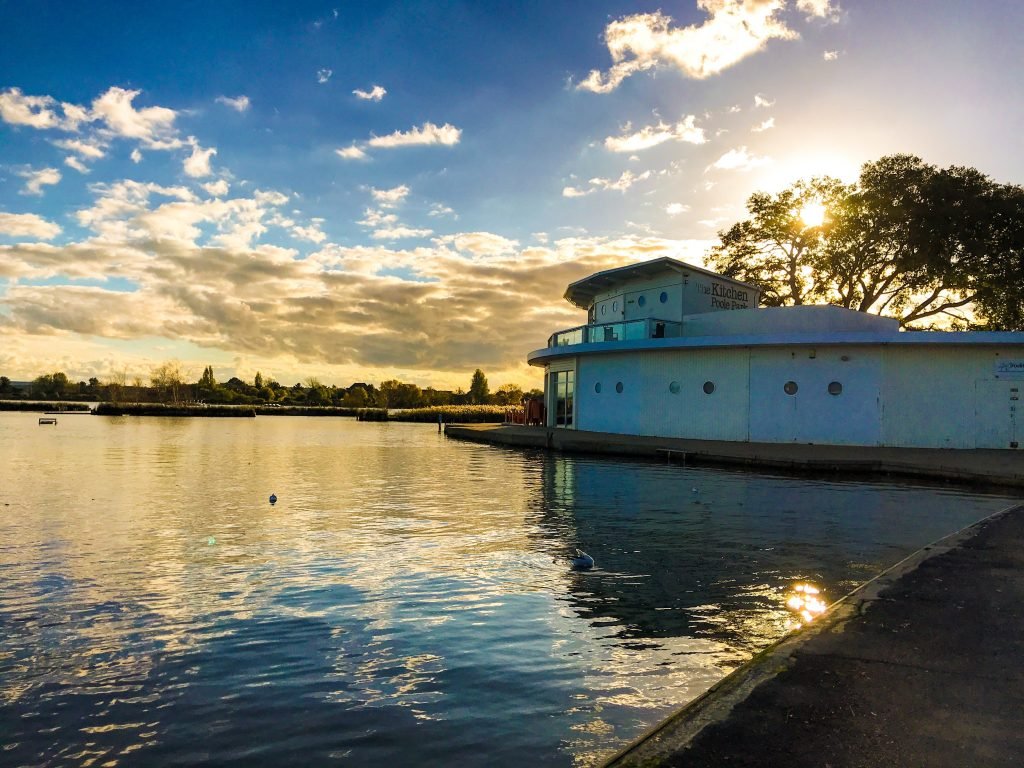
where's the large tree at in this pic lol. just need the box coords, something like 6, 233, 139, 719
469, 369, 489, 404
709, 155, 1024, 329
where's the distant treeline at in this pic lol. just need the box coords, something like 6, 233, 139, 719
0, 367, 541, 410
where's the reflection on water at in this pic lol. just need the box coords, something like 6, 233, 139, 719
785, 583, 827, 628
0, 414, 1016, 766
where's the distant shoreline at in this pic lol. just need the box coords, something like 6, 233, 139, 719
0, 400, 510, 423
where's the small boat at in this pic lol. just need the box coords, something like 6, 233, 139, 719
38, 417, 58, 425
570, 549, 594, 570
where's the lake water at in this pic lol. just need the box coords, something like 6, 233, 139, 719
0, 413, 1018, 766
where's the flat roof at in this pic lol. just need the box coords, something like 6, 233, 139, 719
528, 329, 1024, 366
563, 257, 759, 309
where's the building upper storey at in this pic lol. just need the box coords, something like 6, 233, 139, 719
564, 256, 760, 325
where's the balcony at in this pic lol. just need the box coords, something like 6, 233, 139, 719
547, 318, 682, 348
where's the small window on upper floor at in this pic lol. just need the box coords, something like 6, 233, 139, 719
660, 291, 668, 303
638, 295, 646, 307
612, 301, 618, 312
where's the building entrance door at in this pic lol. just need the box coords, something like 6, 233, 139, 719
549, 370, 575, 428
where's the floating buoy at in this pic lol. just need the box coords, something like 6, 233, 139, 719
269, 493, 278, 505
570, 549, 595, 570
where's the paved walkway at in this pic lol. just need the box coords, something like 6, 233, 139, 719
604, 504, 1024, 767
445, 424, 1024, 488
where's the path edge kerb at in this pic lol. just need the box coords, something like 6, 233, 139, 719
600, 501, 1024, 768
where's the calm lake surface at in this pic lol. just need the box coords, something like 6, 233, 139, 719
0, 413, 1018, 766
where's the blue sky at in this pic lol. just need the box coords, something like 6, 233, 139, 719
2, 0, 1023, 388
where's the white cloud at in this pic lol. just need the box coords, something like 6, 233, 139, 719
358, 209, 398, 228
706, 146, 773, 172
353, 85, 387, 101
797, 0, 840, 21
604, 115, 706, 152
367, 122, 461, 148
53, 138, 106, 159
0, 87, 61, 128
562, 186, 592, 198
428, 204, 455, 218
216, 95, 251, 112
371, 185, 410, 207
292, 221, 327, 243
0, 212, 62, 239
91, 87, 180, 148
437, 232, 519, 258
19, 167, 62, 196
64, 156, 89, 174
183, 140, 217, 178
577, 3, 799, 92
336, 145, 368, 160
371, 226, 433, 240
130, 149, 143, 163
752, 117, 775, 132
203, 179, 230, 197
823, 49, 840, 61
665, 203, 689, 216
754, 93, 775, 108
564, 170, 652, 197
317, 69, 333, 84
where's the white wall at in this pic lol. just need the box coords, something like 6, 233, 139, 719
749, 346, 882, 445
569, 344, 1022, 448
575, 349, 749, 439
880, 346, 1021, 449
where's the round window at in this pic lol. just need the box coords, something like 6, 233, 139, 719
703, 381, 715, 395
612, 301, 618, 312
828, 381, 843, 396
594, 382, 602, 394
659, 291, 668, 303
669, 381, 680, 394
601, 305, 606, 316
638, 295, 646, 307
615, 382, 624, 394
784, 381, 798, 395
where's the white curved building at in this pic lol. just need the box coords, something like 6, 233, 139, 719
528, 257, 1024, 450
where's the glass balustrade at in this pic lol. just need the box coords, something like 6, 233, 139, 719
547, 318, 681, 348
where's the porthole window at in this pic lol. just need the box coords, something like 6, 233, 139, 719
659, 291, 668, 304
703, 381, 715, 395
595, 382, 602, 394
784, 381, 798, 395
601, 305, 606, 316
615, 381, 624, 394
828, 381, 843, 396
612, 301, 618, 312
669, 381, 681, 394
638, 295, 646, 307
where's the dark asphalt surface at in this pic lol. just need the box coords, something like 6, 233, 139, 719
637, 505, 1024, 767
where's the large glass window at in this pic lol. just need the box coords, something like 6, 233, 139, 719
551, 370, 575, 427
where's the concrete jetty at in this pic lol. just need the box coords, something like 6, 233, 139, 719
444, 424, 1024, 488
601, 503, 1024, 767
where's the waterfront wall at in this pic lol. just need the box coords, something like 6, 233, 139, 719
563, 344, 1021, 450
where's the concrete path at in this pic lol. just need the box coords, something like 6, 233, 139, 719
445, 424, 1024, 488
604, 504, 1024, 768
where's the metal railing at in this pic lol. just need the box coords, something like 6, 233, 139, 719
547, 318, 682, 348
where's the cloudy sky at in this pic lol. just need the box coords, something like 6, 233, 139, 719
2, 0, 1022, 389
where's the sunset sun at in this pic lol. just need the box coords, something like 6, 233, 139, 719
799, 200, 827, 227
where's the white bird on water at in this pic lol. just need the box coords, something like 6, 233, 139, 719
570, 549, 595, 570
